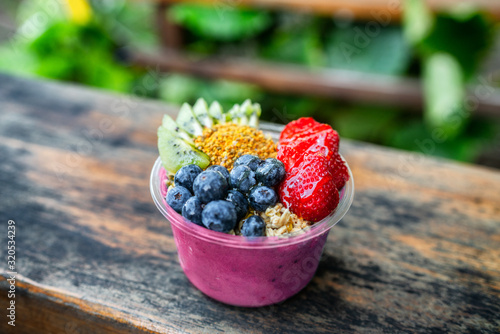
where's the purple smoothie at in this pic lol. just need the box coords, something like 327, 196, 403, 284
151, 158, 353, 307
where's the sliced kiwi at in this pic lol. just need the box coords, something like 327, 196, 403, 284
226, 99, 261, 126
239, 99, 253, 125
228, 104, 249, 126
162, 114, 194, 145
208, 101, 225, 124
176, 103, 204, 137
192, 98, 213, 128
249, 103, 261, 128
158, 126, 210, 174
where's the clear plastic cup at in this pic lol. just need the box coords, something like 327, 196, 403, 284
150, 155, 354, 307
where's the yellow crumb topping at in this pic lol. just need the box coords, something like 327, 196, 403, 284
194, 123, 277, 170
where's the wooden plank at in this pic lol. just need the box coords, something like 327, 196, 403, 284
129, 49, 500, 117
142, 0, 500, 21
0, 74, 499, 333
155, 2, 183, 49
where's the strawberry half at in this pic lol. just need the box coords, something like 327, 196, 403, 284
329, 153, 349, 190
279, 117, 320, 142
278, 127, 339, 171
279, 155, 340, 222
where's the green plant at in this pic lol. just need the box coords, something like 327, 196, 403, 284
403, 0, 494, 139
169, 4, 272, 42
0, 1, 497, 165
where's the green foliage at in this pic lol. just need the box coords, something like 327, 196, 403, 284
0, 40, 38, 76
27, 21, 136, 92
0, 0, 497, 165
387, 118, 497, 162
169, 4, 272, 42
260, 15, 324, 66
90, 0, 157, 50
417, 12, 493, 79
403, 0, 494, 142
403, 0, 434, 45
159, 74, 262, 110
423, 53, 466, 138
330, 106, 401, 143
327, 24, 411, 75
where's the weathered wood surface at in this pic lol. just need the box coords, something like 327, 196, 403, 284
0, 74, 499, 333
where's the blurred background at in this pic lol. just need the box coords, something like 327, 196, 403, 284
1, 0, 499, 167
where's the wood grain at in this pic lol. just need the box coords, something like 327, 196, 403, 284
129, 50, 500, 117
0, 74, 499, 333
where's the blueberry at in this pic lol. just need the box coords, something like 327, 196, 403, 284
166, 186, 192, 213
193, 171, 229, 204
202, 200, 238, 233
206, 165, 230, 182
241, 215, 266, 237
233, 154, 262, 171
182, 196, 204, 226
230, 165, 256, 194
256, 158, 286, 187
174, 164, 202, 193
226, 190, 249, 222
248, 186, 278, 212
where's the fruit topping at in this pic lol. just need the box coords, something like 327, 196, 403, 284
279, 154, 340, 222
182, 196, 204, 226
176, 103, 204, 137
241, 215, 266, 237
166, 186, 192, 213
249, 186, 278, 212
161, 114, 194, 145
202, 200, 238, 232
193, 170, 229, 204
276, 117, 350, 222
175, 164, 203, 194
233, 154, 262, 171
255, 158, 286, 187
159, 103, 350, 236
206, 165, 230, 182
208, 101, 225, 124
226, 190, 249, 222
230, 165, 257, 194
192, 98, 214, 128
279, 117, 320, 142
278, 127, 339, 171
329, 153, 350, 190
158, 126, 210, 174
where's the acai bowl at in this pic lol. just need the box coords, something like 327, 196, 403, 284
150, 99, 354, 307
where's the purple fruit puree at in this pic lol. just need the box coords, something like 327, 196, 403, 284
173, 224, 328, 307
159, 167, 328, 307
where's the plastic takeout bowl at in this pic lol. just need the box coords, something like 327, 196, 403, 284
150, 155, 354, 307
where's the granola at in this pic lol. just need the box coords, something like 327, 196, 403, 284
260, 203, 312, 236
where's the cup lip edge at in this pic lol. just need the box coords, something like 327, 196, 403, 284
150, 155, 354, 249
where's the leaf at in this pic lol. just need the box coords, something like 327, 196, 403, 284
0, 40, 38, 76
422, 52, 466, 139
168, 4, 271, 42
260, 15, 324, 66
326, 24, 411, 75
201, 80, 261, 108
417, 12, 493, 79
402, 0, 434, 45
331, 106, 401, 142
159, 74, 203, 104
387, 119, 487, 162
